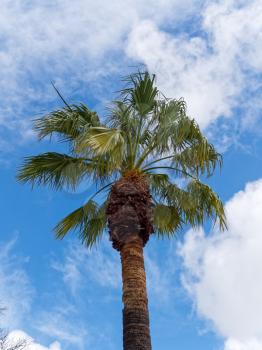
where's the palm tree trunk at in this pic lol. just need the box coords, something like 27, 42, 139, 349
106, 175, 154, 349
120, 237, 152, 350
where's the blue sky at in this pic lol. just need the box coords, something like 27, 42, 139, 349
0, 1, 262, 349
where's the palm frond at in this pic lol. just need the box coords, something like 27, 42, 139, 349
75, 127, 126, 170
136, 99, 220, 173
172, 141, 222, 176
135, 99, 187, 166
155, 100, 196, 148
76, 127, 124, 154
147, 173, 226, 232
17, 152, 93, 190
55, 200, 107, 247
153, 204, 182, 237
121, 71, 158, 116
34, 104, 100, 141
185, 180, 227, 230
107, 101, 134, 132
146, 173, 170, 194
139, 129, 154, 150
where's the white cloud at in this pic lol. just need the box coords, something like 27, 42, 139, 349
224, 338, 262, 350
180, 178, 262, 348
8, 330, 61, 350
126, 0, 262, 129
0, 236, 34, 329
1, 0, 261, 151
0, 0, 197, 146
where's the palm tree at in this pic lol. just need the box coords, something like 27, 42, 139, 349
17, 72, 226, 350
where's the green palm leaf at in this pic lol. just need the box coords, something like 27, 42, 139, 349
76, 127, 125, 154
17, 152, 93, 190
185, 180, 227, 230
75, 127, 126, 170
171, 142, 222, 177
55, 200, 107, 247
34, 104, 100, 141
147, 173, 226, 231
121, 71, 158, 116
153, 204, 182, 237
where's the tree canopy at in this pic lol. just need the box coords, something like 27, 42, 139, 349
18, 71, 226, 246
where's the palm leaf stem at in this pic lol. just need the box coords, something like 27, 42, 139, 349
126, 129, 135, 169
132, 116, 144, 167
135, 144, 156, 168
142, 155, 176, 169
89, 181, 115, 201
51, 81, 72, 111
143, 166, 198, 180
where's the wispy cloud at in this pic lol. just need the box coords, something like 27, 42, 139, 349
0, 235, 34, 329
51, 239, 121, 295
126, 0, 262, 137
145, 242, 178, 305
0, 0, 198, 148
1, 1, 261, 153
35, 304, 88, 350
53, 236, 179, 309
0, 235, 80, 349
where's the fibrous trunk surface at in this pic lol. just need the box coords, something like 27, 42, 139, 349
121, 237, 152, 350
106, 174, 153, 251
106, 174, 153, 350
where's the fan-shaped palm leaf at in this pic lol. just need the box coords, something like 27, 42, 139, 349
153, 203, 182, 237
34, 104, 100, 141
55, 199, 107, 247
17, 152, 93, 190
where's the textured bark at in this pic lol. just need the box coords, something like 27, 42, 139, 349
121, 237, 152, 350
106, 174, 153, 349
106, 174, 154, 251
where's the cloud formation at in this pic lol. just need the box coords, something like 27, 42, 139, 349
224, 338, 262, 350
7, 330, 61, 350
52, 237, 178, 307
52, 239, 121, 294
127, 0, 262, 130
0, 237, 33, 329
1, 0, 261, 153
180, 178, 262, 349
35, 304, 87, 350
0, 0, 197, 145
0, 237, 77, 349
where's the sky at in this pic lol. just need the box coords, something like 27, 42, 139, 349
0, 0, 262, 349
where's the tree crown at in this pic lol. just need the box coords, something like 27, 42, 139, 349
17, 71, 226, 246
